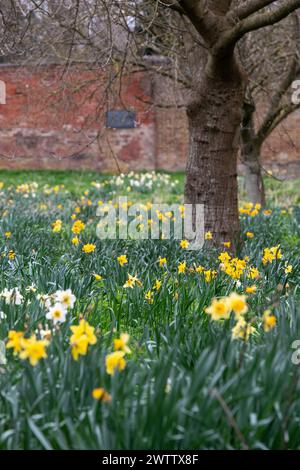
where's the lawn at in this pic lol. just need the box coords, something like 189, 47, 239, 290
0, 170, 299, 450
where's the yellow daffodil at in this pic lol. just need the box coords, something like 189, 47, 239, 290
114, 333, 131, 354
123, 273, 142, 289
245, 285, 257, 294
72, 220, 85, 234
117, 255, 128, 266
92, 387, 112, 402
72, 236, 79, 246
262, 246, 282, 265
105, 351, 126, 375
52, 219, 62, 233
158, 257, 167, 267
178, 261, 186, 274
82, 243, 96, 254
8, 250, 15, 260
19, 335, 49, 366
145, 290, 154, 303
232, 318, 256, 341
153, 279, 161, 291
70, 319, 97, 360
180, 240, 189, 249
223, 241, 231, 248
227, 292, 248, 318
205, 298, 231, 321
6, 331, 24, 355
263, 310, 277, 332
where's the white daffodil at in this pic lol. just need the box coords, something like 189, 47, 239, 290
25, 284, 37, 292
37, 294, 52, 309
0, 288, 24, 305
46, 303, 67, 325
54, 289, 76, 310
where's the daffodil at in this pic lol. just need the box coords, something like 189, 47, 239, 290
54, 289, 76, 309
262, 245, 282, 265
46, 303, 67, 324
180, 240, 189, 249
117, 255, 128, 266
72, 236, 79, 246
145, 290, 154, 303
227, 292, 248, 318
6, 331, 24, 355
245, 285, 257, 294
158, 257, 167, 267
178, 262, 186, 274
19, 335, 49, 366
205, 298, 231, 321
82, 243, 96, 254
114, 333, 131, 354
105, 351, 126, 375
92, 388, 112, 402
232, 318, 256, 341
123, 273, 142, 289
153, 279, 161, 291
70, 319, 97, 360
263, 310, 277, 332
52, 219, 62, 233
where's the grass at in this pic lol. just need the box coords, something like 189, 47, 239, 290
0, 170, 299, 450
0, 169, 299, 205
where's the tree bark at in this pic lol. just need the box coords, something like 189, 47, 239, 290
241, 101, 266, 206
184, 55, 245, 245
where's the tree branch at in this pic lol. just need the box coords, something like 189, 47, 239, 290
216, 0, 300, 53
228, 1, 277, 21
178, 0, 225, 47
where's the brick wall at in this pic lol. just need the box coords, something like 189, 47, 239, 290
0, 64, 299, 177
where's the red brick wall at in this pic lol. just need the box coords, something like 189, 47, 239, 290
0, 64, 299, 177
0, 64, 156, 172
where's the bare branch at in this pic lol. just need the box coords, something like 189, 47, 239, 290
216, 0, 300, 53
228, 1, 277, 21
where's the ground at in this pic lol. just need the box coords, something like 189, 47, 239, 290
0, 171, 299, 450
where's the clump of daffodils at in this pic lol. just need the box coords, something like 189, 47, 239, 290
218, 252, 247, 280
6, 331, 49, 366
262, 245, 282, 265
239, 202, 261, 217
205, 292, 256, 341
38, 289, 77, 325
0, 288, 24, 305
205, 292, 248, 322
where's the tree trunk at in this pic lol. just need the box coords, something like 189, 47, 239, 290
240, 101, 266, 206
184, 56, 245, 246
242, 149, 266, 206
